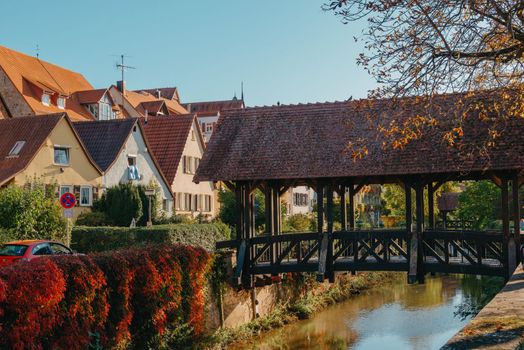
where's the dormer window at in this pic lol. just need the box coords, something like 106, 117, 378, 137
57, 97, 66, 109
42, 93, 51, 106
8, 141, 25, 157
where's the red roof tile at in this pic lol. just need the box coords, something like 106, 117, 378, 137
139, 115, 195, 184
0, 113, 63, 185
184, 99, 244, 116
195, 93, 524, 182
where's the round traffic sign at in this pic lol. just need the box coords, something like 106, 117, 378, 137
60, 192, 76, 209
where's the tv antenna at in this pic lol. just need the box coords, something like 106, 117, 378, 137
116, 54, 135, 84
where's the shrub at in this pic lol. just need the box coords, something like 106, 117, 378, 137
0, 244, 211, 350
75, 211, 111, 227
284, 214, 314, 233
71, 223, 231, 253
0, 185, 67, 243
104, 184, 143, 227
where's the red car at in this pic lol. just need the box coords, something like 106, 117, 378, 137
0, 240, 75, 267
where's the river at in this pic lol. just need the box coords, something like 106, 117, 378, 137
233, 274, 504, 350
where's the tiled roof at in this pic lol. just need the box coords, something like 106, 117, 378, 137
138, 87, 180, 101
125, 90, 188, 116
184, 99, 244, 116
140, 100, 166, 115
73, 118, 136, 172
194, 93, 524, 182
0, 113, 63, 185
139, 115, 195, 184
0, 45, 94, 121
74, 89, 108, 105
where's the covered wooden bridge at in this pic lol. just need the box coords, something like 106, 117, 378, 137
194, 93, 524, 288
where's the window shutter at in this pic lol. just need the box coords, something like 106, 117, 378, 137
93, 187, 99, 201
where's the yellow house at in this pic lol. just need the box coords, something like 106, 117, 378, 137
0, 113, 103, 218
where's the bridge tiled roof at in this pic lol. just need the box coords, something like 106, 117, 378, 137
194, 92, 524, 182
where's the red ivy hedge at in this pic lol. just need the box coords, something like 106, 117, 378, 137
0, 244, 210, 349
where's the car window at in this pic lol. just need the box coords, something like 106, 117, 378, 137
32, 243, 52, 256
0, 244, 28, 256
50, 243, 72, 255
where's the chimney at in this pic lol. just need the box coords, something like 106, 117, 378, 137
117, 80, 126, 94
156, 89, 161, 99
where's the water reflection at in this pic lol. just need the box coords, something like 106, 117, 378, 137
234, 274, 504, 350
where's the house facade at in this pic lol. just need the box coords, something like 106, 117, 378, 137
0, 113, 103, 218
184, 98, 245, 144
74, 119, 174, 216
140, 115, 216, 218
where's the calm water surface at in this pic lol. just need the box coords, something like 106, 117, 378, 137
233, 274, 503, 350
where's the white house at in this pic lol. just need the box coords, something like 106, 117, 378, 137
73, 118, 174, 215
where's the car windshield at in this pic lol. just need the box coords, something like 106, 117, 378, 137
0, 244, 28, 256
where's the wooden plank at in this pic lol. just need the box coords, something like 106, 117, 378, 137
216, 240, 238, 249
428, 183, 435, 229
513, 175, 521, 260
234, 240, 247, 283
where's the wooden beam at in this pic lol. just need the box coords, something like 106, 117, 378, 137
317, 181, 324, 233
427, 183, 435, 229
415, 182, 425, 284
405, 182, 417, 284
340, 185, 347, 231
223, 181, 236, 192
501, 177, 516, 279
317, 234, 328, 282
513, 175, 521, 263
349, 185, 355, 230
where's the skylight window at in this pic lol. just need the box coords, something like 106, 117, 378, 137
41, 93, 51, 106
8, 141, 25, 157
57, 97, 66, 109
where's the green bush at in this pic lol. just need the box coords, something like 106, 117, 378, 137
283, 214, 315, 233
0, 185, 67, 243
75, 212, 111, 227
103, 184, 143, 227
71, 223, 231, 253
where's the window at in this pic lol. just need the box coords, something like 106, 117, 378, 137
54, 147, 70, 165
162, 199, 169, 212
128, 156, 136, 166
175, 193, 182, 211
201, 122, 206, 132
80, 186, 92, 206
60, 185, 72, 197
205, 123, 213, 133
49, 243, 72, 255
194, 158, 200, 172
8, 141, 25, 157
57, 97, 66, 109
32, 243, 52, 256
98, 94, 114, 120
0, 244, 28, 256
204, 195, 212, 212
41, 93, 51, 106
191, 130, 195, 141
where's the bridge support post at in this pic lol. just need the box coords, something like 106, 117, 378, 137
316, 181, 325, 282
340, 185, 347, 231
406, 182, 416, 284
326, 185, 335, 283
349, 185, 355, 230
512, 174, 521, 264
427, 183, 435, 230
243, 182, 255, 289
502, 177, 517, 279
415, 182, 425, 284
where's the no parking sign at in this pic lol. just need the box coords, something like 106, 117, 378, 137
60, 192, 76, 209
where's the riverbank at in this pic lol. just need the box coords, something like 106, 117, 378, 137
444, 265, 524, 350
199, 271, 402, 350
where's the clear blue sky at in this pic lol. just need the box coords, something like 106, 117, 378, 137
0, 0, 376, 106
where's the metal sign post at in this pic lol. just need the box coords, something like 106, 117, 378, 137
144, 188, 155, 227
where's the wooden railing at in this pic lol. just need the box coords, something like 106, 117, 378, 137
217, 229, 507, 283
